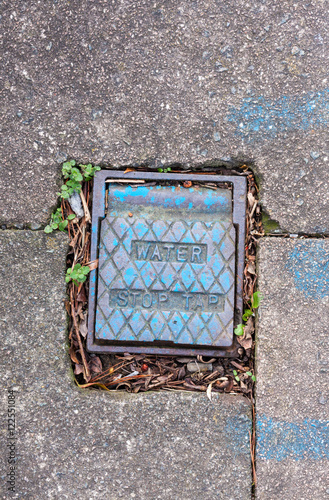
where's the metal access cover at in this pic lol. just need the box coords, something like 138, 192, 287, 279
87, 171, 246, 357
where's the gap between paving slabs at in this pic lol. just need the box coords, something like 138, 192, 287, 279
62, 165, 262, 402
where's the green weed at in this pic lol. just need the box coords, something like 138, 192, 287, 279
44, 209, 76, 233
65, 264, 90, 285
58, 161, 100, 200
233, 369, 256, 383
45, 161, 100, 233
157, 167, 172, 173
234, 291, 262, 336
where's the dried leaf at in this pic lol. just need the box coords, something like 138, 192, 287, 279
64, 300, 71, 315
77, 303, 84, 320
77, 286, 87, 302
144, 376, 152, 389
86, 259, 99, 271
247, 192, 256, 208
155, 375, 171, 383
244, 317, 254, 336
79, 318, 88, 338
239, 381, 250, 394
74, 364, 84, 375
69, 345, 80, 364
206, 383, 213, 401
247, 262, 256, 275
89, 356, 103, 374
237, 316, 254, 350
224, 377, 234, 393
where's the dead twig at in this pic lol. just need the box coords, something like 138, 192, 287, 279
250, 402, 257, 487
70, 288, 90, 381
80, 190, 91, 222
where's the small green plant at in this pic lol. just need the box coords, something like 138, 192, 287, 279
44, 209, 76, 233
61, 159, 80, 179
65, 264, 90, 285
157, 167, 172, 173
246, 371, 256, 382
234, 291, 262, 336
79, 163, 101, 181
58, 160, 100, 199
45, 160, 101, 233
58, 160, 83, 199
233, 369, 256, 383
234, 324, 244, 336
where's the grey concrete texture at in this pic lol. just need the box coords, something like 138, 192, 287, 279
0, 231, 252, 499
256, 238, 329, 500
1, 0, 329, 233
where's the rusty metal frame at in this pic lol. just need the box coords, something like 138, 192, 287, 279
87, 170, 246, 357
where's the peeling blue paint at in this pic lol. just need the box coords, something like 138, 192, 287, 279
286, 241, 329, 300
113, 186, 151, 201
108, 184, 231, 214
227, 89, 329, 140
257, 415, 329, 461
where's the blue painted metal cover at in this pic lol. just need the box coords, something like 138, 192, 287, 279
95, 184, 236, 347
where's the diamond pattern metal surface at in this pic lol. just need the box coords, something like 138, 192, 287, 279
95, 214, 236, 346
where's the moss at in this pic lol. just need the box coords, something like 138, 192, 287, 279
262, 212, 281, 234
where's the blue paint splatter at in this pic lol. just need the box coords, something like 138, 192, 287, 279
226, 89, 329, 140
204, 194, 228, 208
175, 196, 186, 206
286, 241, 329, 299
204, 195, 217, 207
112, 186, 150, 201
225, 413, 251, 452
257, 414, 329, 461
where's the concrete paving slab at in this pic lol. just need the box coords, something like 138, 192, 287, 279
1, 1, 329, 233
0, 231, 252, 499
256, 238, 329, 500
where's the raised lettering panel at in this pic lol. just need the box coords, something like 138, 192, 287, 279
131, 241, 207, 263
95, 215, 236, 346
108, 289, 224, 312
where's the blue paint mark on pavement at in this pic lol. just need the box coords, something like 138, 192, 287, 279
226, 89, 329, 140
286, 241, 329, 300
257, 414, 329, 461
